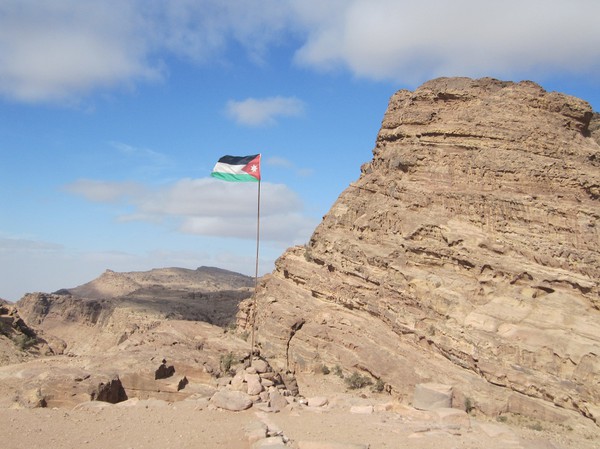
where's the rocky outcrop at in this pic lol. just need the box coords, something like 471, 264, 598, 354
0, 299, 51, 365
241, 78, 600, 424
91, 376, 128, 403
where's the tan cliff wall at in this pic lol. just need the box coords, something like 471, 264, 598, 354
240, 77, 600, 423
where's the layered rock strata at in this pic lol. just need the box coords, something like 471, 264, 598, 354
240, 78, 600, 423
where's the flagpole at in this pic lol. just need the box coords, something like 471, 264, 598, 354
250, 178, 261, 362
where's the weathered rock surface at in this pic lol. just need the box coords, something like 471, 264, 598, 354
240, 77, 600, 424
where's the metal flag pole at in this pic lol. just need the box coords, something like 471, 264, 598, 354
250, 178, 261, 362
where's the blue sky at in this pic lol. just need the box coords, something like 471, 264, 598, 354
1, 0, 599, 301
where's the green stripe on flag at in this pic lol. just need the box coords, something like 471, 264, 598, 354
211, 172, 259, 182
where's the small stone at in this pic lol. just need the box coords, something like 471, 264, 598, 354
307, 396, 328, 407
252, 436, 286, 449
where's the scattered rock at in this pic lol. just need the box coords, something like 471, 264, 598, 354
307, 396, 328, 408
177, 376, 188, 391
245, 372, 264, 395
269, 390, 289, 412
155, 361, 175, 380
210, 389, 253, 411
91, 376, 128, 404
252, 436, 287, 448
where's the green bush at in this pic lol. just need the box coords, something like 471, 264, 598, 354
320, 364, 330, 375
333, 365, 343, 378
345, 371, 372, 390
220, 352, 236, 373
13, 334, 36, 351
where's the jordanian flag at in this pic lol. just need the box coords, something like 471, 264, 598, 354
211, 154, 261, 182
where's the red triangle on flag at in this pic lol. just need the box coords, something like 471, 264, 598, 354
242, 154, 261, 180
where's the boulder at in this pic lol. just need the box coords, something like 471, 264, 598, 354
91, 376, 128, 404
210, 389, 253, 411
245, 372, 264, 395
412, 383, 452, 411
269, 389, 289, 412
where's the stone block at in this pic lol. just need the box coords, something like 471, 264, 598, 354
412, 383, 452, 410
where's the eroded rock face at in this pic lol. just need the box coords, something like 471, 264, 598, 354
242, 77, 600, 423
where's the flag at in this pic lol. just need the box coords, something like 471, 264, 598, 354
211, 154, 261, 182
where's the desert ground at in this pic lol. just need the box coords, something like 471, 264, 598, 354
2, 371, 598, 449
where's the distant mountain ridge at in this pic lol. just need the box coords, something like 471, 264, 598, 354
63, 266, 254, 299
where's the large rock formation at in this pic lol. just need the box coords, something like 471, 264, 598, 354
16, 266, 253, 355
241, 78, 600, 424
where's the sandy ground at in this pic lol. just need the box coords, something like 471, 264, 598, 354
2, 372, 598, 449
2, 401, 599, 449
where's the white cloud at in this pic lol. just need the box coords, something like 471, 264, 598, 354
292, 0, 600, 82
1, 0, 598, 103
64, 177, 317, 243
226, 96, 305, 126
0, 0, 160, 103
0, 0, 294, 103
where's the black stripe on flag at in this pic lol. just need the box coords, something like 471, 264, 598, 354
217, 154, 260, 165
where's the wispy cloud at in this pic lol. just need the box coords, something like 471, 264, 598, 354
64, 179, 144, 202
225, 96, 305, 126
64, 177, 317, 243
265, 156, 314, 177
109, 141, 174, 175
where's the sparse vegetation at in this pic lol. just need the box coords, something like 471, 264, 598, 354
527, 421, 543, 432
303, 244, 313, 262
0, 320, 10, 336
464, 397, 475, 413
13, 334, 36, 351
372, 378, 385, 393
333, 365, 343, 378
225, 322, 237, 333
496, 415, 508, 423
345, 371, 372, 390
220, 352, 236, 373
239, 330, 250, 341
320, 364, 330, 375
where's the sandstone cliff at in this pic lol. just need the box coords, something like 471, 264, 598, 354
241, 78, 600, 424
